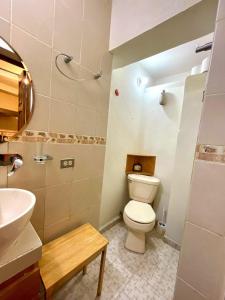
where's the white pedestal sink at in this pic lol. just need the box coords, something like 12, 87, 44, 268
0, 188, 36, 255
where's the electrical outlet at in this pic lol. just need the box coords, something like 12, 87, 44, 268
60, 159, 75, 169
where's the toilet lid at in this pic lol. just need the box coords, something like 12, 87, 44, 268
124, 200, 156, 224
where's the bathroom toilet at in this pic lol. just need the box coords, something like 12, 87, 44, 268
123, 174, 160, 253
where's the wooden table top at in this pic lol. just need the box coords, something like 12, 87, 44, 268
39, 223, 108, 291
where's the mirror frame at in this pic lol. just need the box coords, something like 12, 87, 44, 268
0, 36, 35, 143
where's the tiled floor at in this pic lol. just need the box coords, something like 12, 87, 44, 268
54, 222, 179, 300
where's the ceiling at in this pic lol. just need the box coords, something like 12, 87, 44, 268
139, 32, 214, 81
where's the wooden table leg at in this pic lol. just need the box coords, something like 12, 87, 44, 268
45, 289, 53, 300
83, 265, 87, 275
97, 247, 107, 297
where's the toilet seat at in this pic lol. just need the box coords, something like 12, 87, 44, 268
124, 174, 159, 253
124, 200, 155, 224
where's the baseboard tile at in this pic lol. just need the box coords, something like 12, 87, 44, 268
99, 216, 122, 233
163, 235, 181, 251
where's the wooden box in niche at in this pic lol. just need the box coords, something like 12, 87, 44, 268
126, 154, 156, 176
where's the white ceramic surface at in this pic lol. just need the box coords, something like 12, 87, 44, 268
128, 175, 160, 204
0, 188, 36, 255
124, 175, 158, 253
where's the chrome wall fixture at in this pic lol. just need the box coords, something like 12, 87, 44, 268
55, 53, 103, 82
33, 154, 53, 165
195, 42, 212, 53
0, 154, 23, 176
159, 90, 166, 105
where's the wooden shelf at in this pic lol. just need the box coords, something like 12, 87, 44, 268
126, 154, 156, 176
0, 108, 18, 116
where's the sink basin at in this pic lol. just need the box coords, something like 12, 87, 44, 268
0, 188, 36, 255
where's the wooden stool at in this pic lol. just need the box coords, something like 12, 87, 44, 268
39, 223, 108, 299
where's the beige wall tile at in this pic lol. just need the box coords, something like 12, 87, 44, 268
81, 203, 100, 229
81, 19, 107, 73
0, 0, 111, 241
54, 0, 83, 63
45, 183, 71, 226
174, 2, 225, 299
97, 85, 110, 115
26, 94, 50, 132
49, 99, 77, 133
0, 143, 8, 187
68, 213, 86, 231
91, 145, 106, 177
100, 52, 113, 79
70, 177, 102, 214
97, 52, 113, 112
77, 79, 101, 110
174, 277, 206, 300
206, 18, 225, 95
70, 178, 93, 216
0, 18, 10, 42
30, 188, 45, 232
75, 105, 96, 136
175, 0, 202, 11
69, 202, 100, 230
12, 0, 54, 45
73, 145, 93, 181
44, 218, 70, 243
177, 222, 225, 299
198, 94, 225, 145
0, 0, 11, 21
216, 0, 225, 21
11, 25, 52, 96
187, 160, 225, 236
95, 111, 108, 137
76, 58, 112, 114
51, 50, 79, 104
84, 0, 111, 24
82, 0, 111, 72
69, 176, 102, 227
8, 142, 46, 190
45, 144, 76, 186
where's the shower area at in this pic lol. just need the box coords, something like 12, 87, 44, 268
100, 33, 213, 248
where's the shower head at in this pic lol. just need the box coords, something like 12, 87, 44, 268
63, 54, 73, 64
55, 53, 103, 81
94, 71, 103, 80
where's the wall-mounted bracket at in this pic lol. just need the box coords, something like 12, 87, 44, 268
33, 155, 53, 165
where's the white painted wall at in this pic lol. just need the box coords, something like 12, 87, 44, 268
166, 73, 206, 246
100, 63, 150, 228
140, 80, 185, 221
110, 0, 202, 49
100, 63, 185, 228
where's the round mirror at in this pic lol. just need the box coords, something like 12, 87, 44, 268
0, 37, 34, 143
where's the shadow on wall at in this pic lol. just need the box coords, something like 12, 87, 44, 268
161, 92, 182, 123
121, 175, 129, 212
153, 183, 163, 218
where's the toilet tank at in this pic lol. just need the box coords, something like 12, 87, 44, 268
128, 174, 160, 204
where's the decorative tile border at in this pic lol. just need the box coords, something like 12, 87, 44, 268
10, 130, 106, 145
196, 144, 225, 163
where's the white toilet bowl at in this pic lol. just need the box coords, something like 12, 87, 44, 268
123, 174, 160, 253
123, 200, 155, 253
